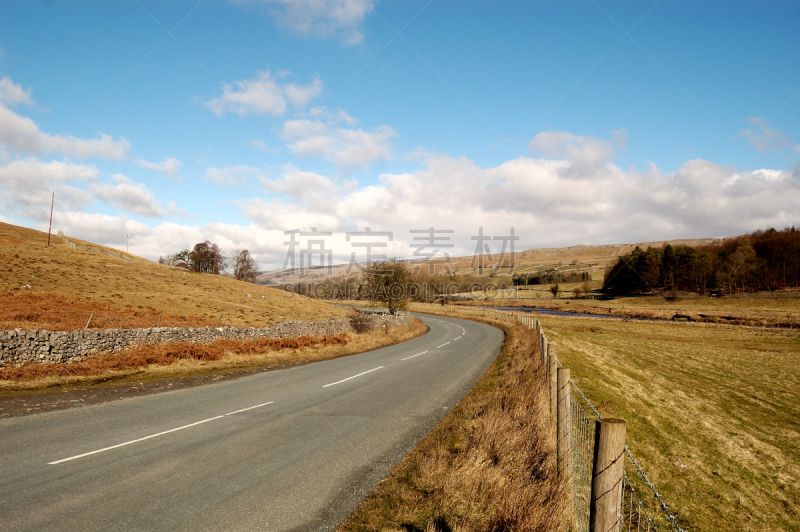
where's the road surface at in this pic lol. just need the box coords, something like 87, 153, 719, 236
0, 313, 503, 531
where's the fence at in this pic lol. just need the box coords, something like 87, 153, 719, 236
407, 302, 685, 532
57, 231, 157, 266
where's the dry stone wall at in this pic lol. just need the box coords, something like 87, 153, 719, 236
0, 314, 412, 368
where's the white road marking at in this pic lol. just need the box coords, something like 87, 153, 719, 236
436, 342, 450, 348
48, 401, 275, 465
322, 366, 384, 388
401, 350, 429, 361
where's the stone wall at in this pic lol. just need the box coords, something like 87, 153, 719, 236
0, 313, 412, 368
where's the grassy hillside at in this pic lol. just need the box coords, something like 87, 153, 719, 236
541, 316, 800, 532
0, 222, 346, 330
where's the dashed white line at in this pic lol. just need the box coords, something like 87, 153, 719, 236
48, 401, 275, 465
322, 366, 384, 388
436, 342, 451, 348
401, 350, 429, 361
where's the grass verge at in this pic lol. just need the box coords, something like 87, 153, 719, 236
337, 317, 568, 532
0, 319, 428, 394
540, 316, 800, 532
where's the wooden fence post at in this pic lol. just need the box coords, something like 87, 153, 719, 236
589, 419, 627, 532
549, 344, 558, 421
557, 368, 571, 479
157, 310, 163, 328
84, 312, 94, 331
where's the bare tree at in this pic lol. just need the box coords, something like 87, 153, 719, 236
364, 258, 412, 315
550, 283, 561, 298
231, 248, 259, 283
189, 241, 225, 274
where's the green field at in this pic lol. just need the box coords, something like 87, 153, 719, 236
539, 316, 800, 531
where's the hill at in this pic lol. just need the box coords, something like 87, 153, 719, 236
257, 237, 723, 285
0, 222, 346, 331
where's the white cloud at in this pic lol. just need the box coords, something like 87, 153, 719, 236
94, 174, 166, 217
0, 102, 131, 160
205, 71, 323, 117
282, 111, 396, 168
5, 130, 797, 271
231, 132, 800, 266
739, 117, 794, 152
0, 76, 33, 106
248, 139, 279, 152
205, 164, 263, 186
529, 129, 626, 175
136, 157, 182, 178
237, 0, 375, 45
0, 158, 168, 222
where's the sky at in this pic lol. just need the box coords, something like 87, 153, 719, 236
0, 0, 798, 270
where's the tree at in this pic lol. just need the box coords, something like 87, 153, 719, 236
573, 287, 582, 299
581, 281, 591, 297
364, 258, 412, 315
231, 249, 259, 283
189, 241, 225, 274
550, 283, 561, 298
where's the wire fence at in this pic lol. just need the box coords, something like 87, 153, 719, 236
405, 303, 686, 531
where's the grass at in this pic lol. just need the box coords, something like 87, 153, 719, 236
539, 316, 800, 532
0, 318, 428, 393
462, 292, 800, 327
338, 318, 568, 532
1, 221, 347, 329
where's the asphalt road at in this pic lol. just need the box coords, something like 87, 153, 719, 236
0, 313, 504, 532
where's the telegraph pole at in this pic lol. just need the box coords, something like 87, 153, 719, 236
47, 191, 54, 247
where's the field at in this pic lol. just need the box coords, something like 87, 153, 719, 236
0, 222, 346, 329
538, 315, 800, 531
460, 292, 800, 328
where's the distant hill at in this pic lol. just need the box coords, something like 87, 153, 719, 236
1, 222, 346, 329
257, 237, 723, 284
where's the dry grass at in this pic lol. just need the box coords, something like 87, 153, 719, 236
539, 316, 800, 532
338, 319, 568, 532
0, 291, 218, 330
461, 292, 800, 327
0, 319, 428, 392
1, 221, 347, 328
0, 334, 350, 381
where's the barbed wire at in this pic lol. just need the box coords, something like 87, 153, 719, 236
625, 446, 686, 532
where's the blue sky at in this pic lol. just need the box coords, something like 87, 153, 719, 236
1, 0, 798, 268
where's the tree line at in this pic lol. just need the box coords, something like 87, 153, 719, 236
602, 227, 800, 295
512, 270, 591, 286
159, 241, 260, 283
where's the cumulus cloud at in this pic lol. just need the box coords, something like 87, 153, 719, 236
282, 110, 396, 168
248, 139, 279, 152
205, 164, 263, 186
0, 76, 33, 107
93, 174, 166, 217
229, 132, 800, 267
236, 0, 375, 45
0, 158, 167, 222
205, 71, 322, 116
0, 102, 131, 160
739, 117, 795, 152
136, 157, 182, 178
529, 129, 627, 175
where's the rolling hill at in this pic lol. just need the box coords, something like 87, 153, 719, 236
0, 222, 346, 331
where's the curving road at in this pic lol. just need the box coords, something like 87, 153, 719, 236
0, 313, 503, 532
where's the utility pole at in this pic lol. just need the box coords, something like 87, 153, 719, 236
47, 191, 54, 247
